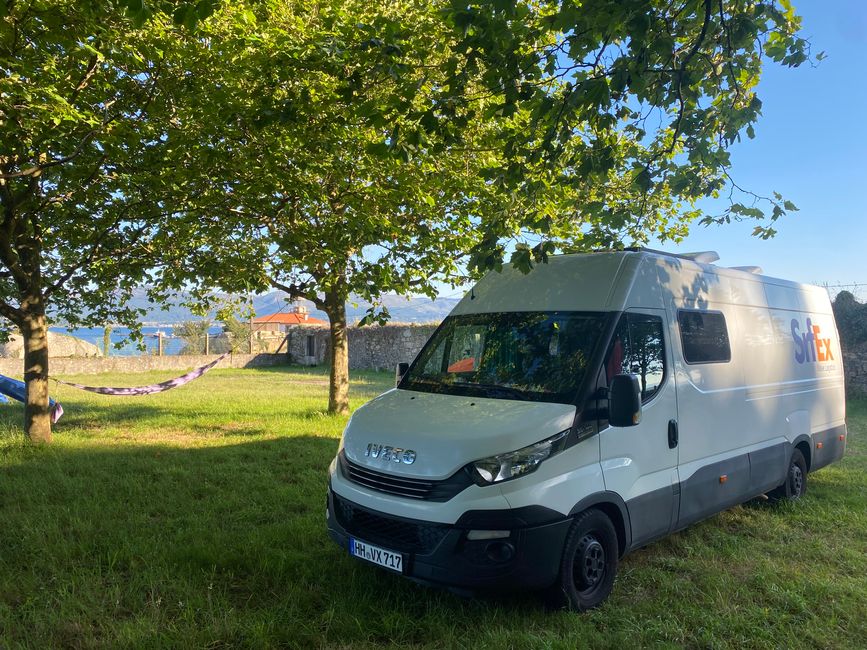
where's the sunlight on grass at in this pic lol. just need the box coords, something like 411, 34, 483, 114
0, 366, 865, 647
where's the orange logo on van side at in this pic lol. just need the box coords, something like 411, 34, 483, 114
791, 318, 834, 364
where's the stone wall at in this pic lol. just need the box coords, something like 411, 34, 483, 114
283, 325, 330, 366
844, 351, 867, 395
0, 352, 289, 378
284, 323, 438, 371
348, 323, 438, 371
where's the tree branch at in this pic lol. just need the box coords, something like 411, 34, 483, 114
268, 277, 325, 310
0, 128, 99, 179
0, 298, 25, 325
70, 54, 100, 104
669, 0, 713, 153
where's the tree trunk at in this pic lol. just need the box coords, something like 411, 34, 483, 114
324, 291, 349, 415
21, 306, 51, 443
103, 324, 112, 357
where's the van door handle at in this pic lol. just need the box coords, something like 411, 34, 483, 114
668, 420, 678, 449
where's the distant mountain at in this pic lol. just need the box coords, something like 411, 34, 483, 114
92, 288, 461, 325
251, 292, 460, 324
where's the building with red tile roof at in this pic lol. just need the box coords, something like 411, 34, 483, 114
252, 305, 327, 332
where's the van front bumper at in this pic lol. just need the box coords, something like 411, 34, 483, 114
326, 487, 572, 592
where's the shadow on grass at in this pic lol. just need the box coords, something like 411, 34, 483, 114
0, 433, 542, 647
0, 397, 342, 437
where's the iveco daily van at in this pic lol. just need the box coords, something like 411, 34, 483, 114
326, 249, 847, 610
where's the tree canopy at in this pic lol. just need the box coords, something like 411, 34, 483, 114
0, 0, 814, 436
430, 0, 811, 271
154, 0, 539, 413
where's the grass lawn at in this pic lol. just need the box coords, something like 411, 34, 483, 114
0, 365, 865, 648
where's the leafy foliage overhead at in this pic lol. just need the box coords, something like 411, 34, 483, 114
154, 0, 530, 322
425, 0, 813, 271
0, 0, 186, 335
118, 0, 813, 280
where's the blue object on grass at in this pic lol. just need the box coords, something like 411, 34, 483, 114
0, 374, 63, 422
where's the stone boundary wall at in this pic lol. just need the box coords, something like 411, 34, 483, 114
348, 323, 438, 371
844, 351, 867, 395
0, 352, 289, 378
284, 323, 438, 371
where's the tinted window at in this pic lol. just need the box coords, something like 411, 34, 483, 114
402, 312, 606, 404
606, 313, 666, 402
678, 310, 731, 363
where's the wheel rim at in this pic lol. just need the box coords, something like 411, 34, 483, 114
574, 534, 606, 591
790, 463, 804, 496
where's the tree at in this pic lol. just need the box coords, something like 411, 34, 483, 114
175, 320, 211, 354
0, 2, 183, 441
157, 0, 525, 414
219, 315, 252, 354
832, 291, 867, 351
430, 0, 812, 272
157, 0, 811, 415
103, 325, 112, 357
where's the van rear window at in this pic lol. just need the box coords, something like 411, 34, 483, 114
677, 310, 731, 364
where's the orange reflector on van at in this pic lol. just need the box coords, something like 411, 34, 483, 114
839, 434, 845, 441
816, 442, 824, 449
719, 475, 728, 484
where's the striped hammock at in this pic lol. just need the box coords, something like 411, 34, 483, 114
53, 352, 229, 396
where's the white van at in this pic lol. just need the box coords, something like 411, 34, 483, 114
326, 249, 847, 610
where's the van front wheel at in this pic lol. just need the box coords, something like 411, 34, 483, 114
552, 509, 619, 611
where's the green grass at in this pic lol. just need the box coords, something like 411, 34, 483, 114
0, 366, 865, 648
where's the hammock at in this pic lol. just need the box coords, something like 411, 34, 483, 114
52, 352, 229, 396
0, 374, 64, 423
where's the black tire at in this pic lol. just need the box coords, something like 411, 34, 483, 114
768, 448, 808, 501
549, 509, 619, 612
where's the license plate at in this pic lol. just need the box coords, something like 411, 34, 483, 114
349, 537, 403, 573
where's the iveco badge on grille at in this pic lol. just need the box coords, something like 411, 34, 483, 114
365, 443, 416, 464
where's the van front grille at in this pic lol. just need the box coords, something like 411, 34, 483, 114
332, 493, 448, 553
338, 450, 473, 502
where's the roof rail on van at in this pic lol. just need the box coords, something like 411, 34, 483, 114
622, 247, 720, 264
730, 265, 764, 274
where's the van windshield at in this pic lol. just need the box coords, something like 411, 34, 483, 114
401, 311, 605, 403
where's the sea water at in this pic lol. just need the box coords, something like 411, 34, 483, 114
49, 326, 225, 356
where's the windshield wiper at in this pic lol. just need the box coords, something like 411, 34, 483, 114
467, 383, 528, 400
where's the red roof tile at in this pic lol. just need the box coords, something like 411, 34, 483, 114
253, 312, 327, 325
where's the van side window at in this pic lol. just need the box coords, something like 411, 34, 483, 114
606, 313, 666, 402
677, 310, 731, 363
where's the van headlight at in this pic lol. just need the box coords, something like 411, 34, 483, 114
470, 430, 569, 485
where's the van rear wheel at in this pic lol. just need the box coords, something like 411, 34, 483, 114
550, 509, 618, 611
769, 448, 807, 501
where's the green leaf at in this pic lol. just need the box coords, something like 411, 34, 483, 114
633, 167, 652, 194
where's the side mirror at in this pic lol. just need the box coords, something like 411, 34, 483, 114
609, 374, 642, 427
395, 362, 409, 387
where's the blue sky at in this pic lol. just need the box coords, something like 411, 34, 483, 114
660, 0, 867, 294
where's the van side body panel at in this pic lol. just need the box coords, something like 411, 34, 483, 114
644, 254, 845, 532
